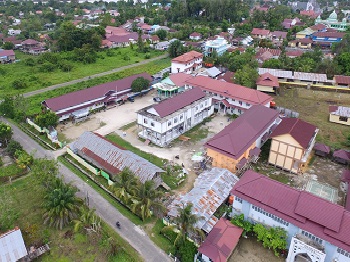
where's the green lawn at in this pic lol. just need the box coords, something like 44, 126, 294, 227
0, 49, 165, 97
25, 57, 171, 115
0, 173, 141, 262
0, 163, 25, 177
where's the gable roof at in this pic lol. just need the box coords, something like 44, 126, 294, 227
198, 218, 243, 262
185, 75, 272, 105
22, 39, 39, 45
313, 142, 330, 154
0, 228, 28, 261
171, 50, 203, 63
43, 73, 152, 112
256, 73, 279, 87
251, 28, 270, 35
333, 149, 350, 161
231, 170, 350, 253
0, 49, 15, 57
270, 118, 317, 148
271, 31, 287, 39
205, 105, 279, 160
335, 75, 350, 85
168, 72, 193, 86
167, 168, 239, 232
190, 32, 201, 37
312, 31, 345, 39
152, 87, 206, 118
256, 48, 281, 57
70, 132, 164, 185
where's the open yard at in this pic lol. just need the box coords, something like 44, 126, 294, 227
0, 172, 141, 262
0, 49, 165, 97
275, 87, 350, 149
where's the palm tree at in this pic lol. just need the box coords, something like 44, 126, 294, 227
43, 179, 83, 230
162, 203, 204, 246
130, 180, 165, 221
73, 207, 101, 234
112, 167, 138, 204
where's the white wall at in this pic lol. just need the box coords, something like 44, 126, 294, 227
171, 56, 203, 74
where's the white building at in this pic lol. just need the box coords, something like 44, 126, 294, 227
204, 37, 231, 57
137, 87, 213, 147
231, 170, 350, 262
171, 50, 203, 74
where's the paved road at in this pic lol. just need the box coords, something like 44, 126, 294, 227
5, 119, 171, 262
23, 54, 168, 98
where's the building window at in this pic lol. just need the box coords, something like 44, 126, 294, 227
301, 230, 323, 244
168, 121, 172, 126
239, 101, 243, 105
144, 118, 148, 124
238, 109, 242, 114
174, 117, 178, 123
337, 248, 350, 258
246, 103, 251, 107
151, 122, 155, 127
205, 101, 208, 106
200, 103, 204, 108
235, 196, 242, 203
339, 116, 348, 122
251, 205, 289, 226
220, 95, 223, 98
195, 106, 199, 111
180, 115, 183, 121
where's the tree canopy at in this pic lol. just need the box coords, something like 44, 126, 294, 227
131, 77, 150, 93
34, 110, 59, 128
0, 122, 12, 147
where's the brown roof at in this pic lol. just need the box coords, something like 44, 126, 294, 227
335, 75, 350, 85
296, 38, 313, 44
190, 32, 201, 37
313, 142, 330, 154
256, 48, 281, 57
270, 118, 317, 148
286, 50, 304, 58
271, 31, 287, 39
313, 31, 345, 39
186, 76, 272, 105
251, 28, 270, 35
171, 50, 203, 64
168, 73, 193, 86
216, 71, 235, 83
22, 39, 39, 45
198, 218, 243, 262
232, 170, 350, 253
333, 150, 350, 161
43, 73, 152, 112
152, 87, 206, 118
205, 105, 279, 160
256, 73, 279, 87
310, 23, 327, 31
105, 26, 127, 35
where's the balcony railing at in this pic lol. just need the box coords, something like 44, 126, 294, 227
295, 233, 325, 252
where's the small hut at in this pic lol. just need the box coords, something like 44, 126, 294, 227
313, 142, 331, 157
333, 149, 350, 165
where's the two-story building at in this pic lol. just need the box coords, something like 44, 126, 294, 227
205, 105, 280, 173
171, 50, 203, 74
231, 170, 350, 262
189, 32, 202, 41
268, 118, 318, 173
311, 31, 345, 48
251, 28, 271, 40
204, 37, 231, 57
137, 87, 213, 147
185, 75, 273, 115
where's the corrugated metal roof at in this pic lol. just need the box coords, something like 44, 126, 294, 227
70, 132, 164, 185
0, 228, 28, 261
258, 68, 293, 78
167, 167, 239, 233
293, 72, 327, 82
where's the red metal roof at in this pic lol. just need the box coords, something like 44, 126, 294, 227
171, 50, 203, 64
313, 31, 345, 39
22, 39, 39, 45
43, 73, 152, 112
256, 73, 279, 87
313, 142, 330, 154
205, 105, 279, 160
270, 118, 317, 149
169, 73, 194, 86
186, 76, 272, 105
198, 218, 243, 262
286, 50, 304, 58
341, 170, 350, 183
231, 170, 350, 253
0, 49, 15, 57
333, 149, 350, 161
152, 87, 206, 118
190, 32, 201, 37
310, 23, 327, 31
251, 28, 270, 35
334, 75, 350, 85
217, 71, 235, 83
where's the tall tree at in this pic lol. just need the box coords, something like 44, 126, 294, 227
43, 179, 83, 230
131, 77, 150, 93
34, 110, 59, 128
168, 40, 186, 58
73, 207, 101, 234
0, 122, 12, 147
112, 167, 138, 204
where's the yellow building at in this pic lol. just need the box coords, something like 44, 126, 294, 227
329, 106, 350, 126
268, 118, 318, 173
205, 105, 280, 173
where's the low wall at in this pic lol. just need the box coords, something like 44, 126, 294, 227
26, 118, 63, 148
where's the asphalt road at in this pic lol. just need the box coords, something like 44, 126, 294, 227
5, 119, 171, 262
23, 54, 168, 98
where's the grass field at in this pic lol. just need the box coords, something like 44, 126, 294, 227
0, 173, 141, 262
0, 49, 165, 97
275, 87, 350, 149
25, 57, 171, 115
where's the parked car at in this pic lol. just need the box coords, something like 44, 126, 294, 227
128, 97, 135, 102
153, 97, 162, 102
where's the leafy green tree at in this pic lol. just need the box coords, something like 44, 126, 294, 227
155, 29, 167, 41
73, 207, 101, 234
131, 180, 165, 221
231, 214, 252, 236
24, 58, 35, 66
6, 140, 23, 157
14, 150, 33, 169
168, 40, 186, 58
0, 96, 15, 119
31, 158, 59, 189
112, 167, 138, 204
262, 59, 283, 69
2, 42, 14, 50
43, 179, 83, 230
0, 122, 12, 147
131, 77, 150, 93
234, 65, 259, 88
336, 52, 350, 75
34, 111, 59, 128
137, 30, 144, 52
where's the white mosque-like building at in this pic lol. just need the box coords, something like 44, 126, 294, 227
315, 10, 350, 31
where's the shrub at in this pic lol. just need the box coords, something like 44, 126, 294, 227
24, 58, 35, 67
144, 53, 151, 59
106, 49, 115, 57
39, 62, 56, 73
123, 55, 130, 61
177, 241, 197, 262
12, 79, 27, 90
7, 140, 23, 157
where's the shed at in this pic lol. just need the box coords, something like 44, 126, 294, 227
313, 142, 331, 157
333, 149, 350, 165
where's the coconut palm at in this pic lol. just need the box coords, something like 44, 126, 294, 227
130, 180, 165, 221
162, 203, 204, 246
43, 179, 83, 230
73, 207, 101, 234
112, 167, 138, 204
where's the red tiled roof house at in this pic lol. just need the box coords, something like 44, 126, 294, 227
251, 28, 271, 40
205, 105, 280, 173
256, 72, 279, 93
230, 170, 350, 262
189, 32, 202, 41
268, 118, 318, 173
0, 49, 15, 64
171, 50, 203, 74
